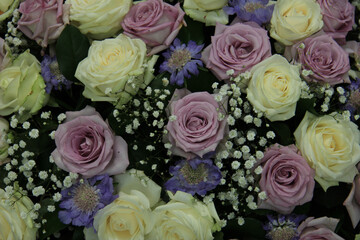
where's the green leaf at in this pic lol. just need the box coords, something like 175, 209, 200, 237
177, 15, 206, 45
214, 231, 224, 240
296, 98, 319, 119
39, 200, 67, 240
313, 183, 350, 209
222, 218, 266, 239
56, 25, 90, 82
268, 121, 293, 146
185, 68, 219, 93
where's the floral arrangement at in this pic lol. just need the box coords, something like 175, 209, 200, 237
0, 0, 360, 239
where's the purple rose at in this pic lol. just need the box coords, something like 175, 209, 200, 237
298, 217, 344, 240
201, 22, 271, 81
51, 106, 129, 178
164, 89, 228, 159
286, 34, 350, 85
317, 0, 355, 44
258, 144, 315, 214
0, 38, 11, 71
122, 0, 185, 56
18, 0, 70, 48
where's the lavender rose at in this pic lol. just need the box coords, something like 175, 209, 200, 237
343, 174, 360, 228
51, 106, 129, 178
286, 34, 350, 85
18, 0, 70, 48
201, 22, 271, 81
258, 144, 315, 214
122, 0, 185, 56
298, 217, 344, 240
164, 89, 227, 159
317, 0, 355, 44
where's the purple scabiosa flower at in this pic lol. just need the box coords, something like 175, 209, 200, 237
164, 158, 221, 196
263, 214, 306, 240
224, 0, 274, 26
344, 78, 360, 121
58, 174, 117, 228
41, 55, 71, 94
159, 38, 204, 86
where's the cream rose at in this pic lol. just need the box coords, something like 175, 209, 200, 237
66, 0, 132, 39
75, 34, 158, 108
0, 0, 19, 22
0, 50, 47, 119
183, 0, 228, 26
149, 191, 221, 240
90, 190, 154, 240
0, 117, 9, 165
246, 54, 302, 121
294, 112, 360, 191
0, 189, 37, 240
270, 0, 323, 46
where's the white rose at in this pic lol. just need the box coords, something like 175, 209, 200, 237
246, 54, 302, 121
66, 0, 132, 39
88, 190, 154, 240
149, 191, 221, 240
294, 111, 360, 191
75, 34, 158, 108
0, 189, 37, 240
270, 0, 323, 45
0, 117, 9, 164
183, 0, 228, 26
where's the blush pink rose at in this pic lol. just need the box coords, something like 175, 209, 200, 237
317, 0, 355, 44
122, 0, 185, 56
298, 217, 344, 240
343, 174, 360, 228
286, 34, 350, 85
258, 144, 315, 214
201, 22, 271, 81
164, 89, 228, 159
18, 0, 70, 48
51, 106, 129, 178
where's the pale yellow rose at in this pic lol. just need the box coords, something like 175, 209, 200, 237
0, 117, 9, 165
75, 34, 158, 108
149, 191, 221, 240
270, 0, 323, 46
0, 0, 19, 22
0, 189, 37, 240
246, 54, 302, 121
90, 190, 155, 240
183, 0, 228, 26
66, 0, 132, 39
294, 112, 360, 191
0, 50, 47, 120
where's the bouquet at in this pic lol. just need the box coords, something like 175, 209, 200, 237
0, 0, 360, 239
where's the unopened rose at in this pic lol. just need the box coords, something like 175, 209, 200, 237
0, 50, 47, 119
0, 0, 19, 22
0, 189, 37, 240
149, 191, 221, 240
0, 37, 11, 71
164, 89, 228, 159
66, 0, 131, 39
246, 54, 302, 121
51, 105, 129, 178
343, 174, 360, 228
298, 217, 344, 240
270, 0, 323, 45
122, 0, 185, 56
17, 0, 70, 48
258, 144, 315, 214
183, 0, 228, 26
201, 22, 271, 81
317, 0, 355, 44
286, 34, 350, 85
75, 34, 158, 108
294, 112, 360, 191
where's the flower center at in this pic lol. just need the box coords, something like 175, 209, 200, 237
167, 49, 192, 71
268, 226, 297, 240
180, 162, 208, 185
349, 90, 360, 110
244, 2, 264, 13
73, 183, 99, 212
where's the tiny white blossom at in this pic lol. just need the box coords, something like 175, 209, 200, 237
237, 137, 246, 145
113, 109, 120, 117
162, 78, 169, 86
231, 161, 240, 170
243, 115, 253, 123
19, 140, 26, 148
145, 87, 152, 95
53, 192, 62, 202
169, 115, 177, 121
214, 94, 223, 102
321, 104, 329, 112
47, 205, 56, 212
336, 86, 345, 95
212, 82, 219, 89
255, 151, 264, 159
233, 150, 242, 159
133, 145, 138, 150
226, 69, 235, 76
57, 113, 66, 122
49, 131, 56, 140
39, 171, 48, 180
238, 217, 245, 226
244, 160, 254, 169
11, 159, 18, 165
22, 122, 30, 129
29, 129, 39, 139
34, 203, 41, 210
266, 131, 275, 139
258, 191, 267, 200
241, 145, 250, 153
233, 108, 242, 118
339, 95, 347, 103
228, 129, 237, 138
156, 101, 164, 110
10, 118, 18, 128
246, 130, 256, 141
32, 186, 45, 197
227, 116, 235, 126
7, 171, 17, 181
146, 145, 155, 151
254, 166, 263, 175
